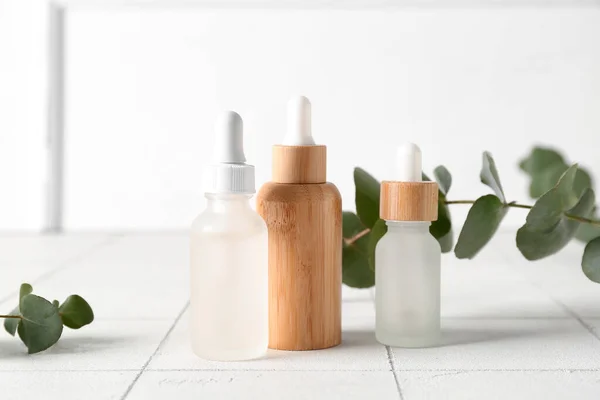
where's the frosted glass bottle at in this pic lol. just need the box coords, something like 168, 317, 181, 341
189, 111, 268, 361
375, 221, 441, 347
190, 194, 268, 360
376, 142, 441, 348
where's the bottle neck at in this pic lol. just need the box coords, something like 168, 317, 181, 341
204, 193, 253, 213
385, 221, 431, 232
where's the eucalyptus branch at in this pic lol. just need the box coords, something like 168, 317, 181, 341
3, 283, 94, 354
345, 197, 600, 245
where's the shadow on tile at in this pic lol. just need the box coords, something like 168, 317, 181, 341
45, 336, 138, 355
0, 336, 138, 358
440, 324, 569, 347
341, 330, 378, 348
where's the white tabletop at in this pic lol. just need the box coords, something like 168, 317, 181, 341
0, 232, 599, 400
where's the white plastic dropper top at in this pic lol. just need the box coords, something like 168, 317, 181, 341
283, 96, 316, 145
204, 111, 255, 194
397, 143, 422, 182
214, 111, 246, 163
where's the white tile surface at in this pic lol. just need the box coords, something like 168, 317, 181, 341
127, 370, 399, 400
1, 233, 600, 399
391, 318, 600, 370
147, 309, 389, 371
0, 371, 137, 400
0, 320, 174, 371
397, 370, 600, 400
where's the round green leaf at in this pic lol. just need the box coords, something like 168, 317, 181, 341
3, 283, 33, 336
437, 229, 454, 254
523, 165, 579, 232
18, 294, 63, 354
343, 211, 366, 239
367, 219, 387, 271
519, 147, 565, 175
59, 295, 94, 329
582, 237, 600, 283
354, 167, 380, 229
3, 306, 20, 336
431, 193, 453, 252
342, 229, 374, 288
517, 187, 596, 260
576, 218, 600, 242
423, 173, 453, 248
455, 195, 508, 259
480, 152, 505, 203
433, 165, 452, 195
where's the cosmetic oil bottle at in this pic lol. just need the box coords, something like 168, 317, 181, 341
375, 143, 441, 348
190, 111, 268, 360
257, 96, 342, 351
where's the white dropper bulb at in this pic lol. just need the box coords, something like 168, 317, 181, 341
214, 111, 246, 163
284, 96, 316, 145
397, 143, 422, 182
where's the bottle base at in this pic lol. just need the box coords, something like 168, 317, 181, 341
376, 330, 440, 348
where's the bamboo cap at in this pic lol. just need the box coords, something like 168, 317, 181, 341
272, 145, 326, 184
379, 143, 438, 221
380, 181, 438, 221
272, 96, 326, 184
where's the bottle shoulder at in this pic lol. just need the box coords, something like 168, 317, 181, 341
377, 228, 441, 251
257, 182, 341, 203
191, 208, 267, 234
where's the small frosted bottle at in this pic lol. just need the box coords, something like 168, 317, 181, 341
190, 111, 268, 361
375, 143, 441, 348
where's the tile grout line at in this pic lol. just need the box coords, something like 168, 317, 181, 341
495, 247, 600, 343
386, 346, 404, 400
120, 301, 190, 400
0, 234, 122, 306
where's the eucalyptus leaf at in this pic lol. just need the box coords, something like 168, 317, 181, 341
19, 283, 32, 308
59, 295, 94, 329
17, 294, 63, 354
423, 173, 453, 247
433, 165, 452, 195
529, 163, 592, 199
3, 306, 20, 336
480, 152, 506, 203
437, 229, 454, 254
522, 165, 579, 232
368, 219, 388, 271
517, 187, 595, 260
455, 195, 508, 259
576, 219, 600, 242
519, 147, 565, 175
342, 233, 374, 288
342, 210, 374, 287
343, 211, 366, 239
354, 168, 381, 229
3, 283, 33, 337
582, 237, 600, 283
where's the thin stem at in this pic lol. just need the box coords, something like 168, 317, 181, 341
506, 202, 532, 210
345, 228, 370, 246
564, 214, 600, 226
343, 198, 600, 243
444, 200, 475, 205
0, 315, 21, 319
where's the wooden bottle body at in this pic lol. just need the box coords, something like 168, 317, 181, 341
256, 182, 342, 350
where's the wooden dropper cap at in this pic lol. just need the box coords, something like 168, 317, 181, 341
272, 96, 326, 184
380, 143, 438, 221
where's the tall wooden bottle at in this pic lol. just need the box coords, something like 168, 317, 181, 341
257, 96, 342, 350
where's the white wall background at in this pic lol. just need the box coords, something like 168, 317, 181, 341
2, 1, 600, 231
